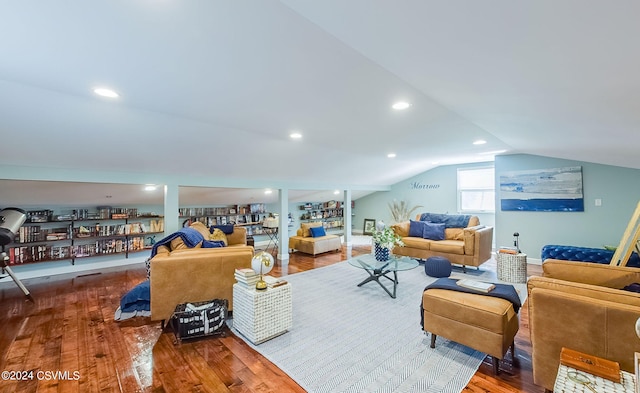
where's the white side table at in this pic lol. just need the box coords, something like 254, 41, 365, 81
554, 363, 636, 393
232, 283, 292, 344
496, 252, 527, 283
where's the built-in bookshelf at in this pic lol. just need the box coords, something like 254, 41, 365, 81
298, 200, 345, 231
6, 208, 164, 266
179, 203, 271, 236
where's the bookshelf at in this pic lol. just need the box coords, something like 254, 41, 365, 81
298, 201, 345, 232
6, 208, 164, 265
179, 203, 271, 236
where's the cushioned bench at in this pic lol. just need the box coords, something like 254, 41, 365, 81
541, 244, 640, 268
288, 221, 341, 256
422, 286, 519, 374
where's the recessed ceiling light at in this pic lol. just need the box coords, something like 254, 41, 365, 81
144, 185, 157, 191
93, 87, 119, 98
290, 132, 302, 139
387, 153, 396, 158
392, 101, 411, 110
265, 189, 273, 195
473, 140, 487, 145
333, 190, 340, 195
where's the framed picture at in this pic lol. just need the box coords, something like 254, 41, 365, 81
363, 219, 376, 235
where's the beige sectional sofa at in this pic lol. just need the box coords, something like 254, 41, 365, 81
288, 221, 341, 256
391, 213, 493, 271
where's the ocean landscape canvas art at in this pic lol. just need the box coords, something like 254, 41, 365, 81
500, 166, 584, 211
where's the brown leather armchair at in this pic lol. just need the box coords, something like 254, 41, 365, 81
527, 259, 640, 391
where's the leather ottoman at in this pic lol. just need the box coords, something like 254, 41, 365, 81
422, 288, 519, 374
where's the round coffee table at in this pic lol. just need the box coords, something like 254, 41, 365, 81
348, 254, 419, 298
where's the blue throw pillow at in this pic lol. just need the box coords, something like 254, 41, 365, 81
409, 220, 426, 237
422, 222, 445, 241
309, 226, 326, 237
210, 224, 234, 235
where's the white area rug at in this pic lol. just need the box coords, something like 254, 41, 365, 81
231, 260, 526, 393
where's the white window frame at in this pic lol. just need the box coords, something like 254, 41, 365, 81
457, 166, 495, 213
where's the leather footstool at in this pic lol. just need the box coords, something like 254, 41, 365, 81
422, 288, 519, 374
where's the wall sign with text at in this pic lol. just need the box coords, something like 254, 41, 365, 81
409, 182, 440, 190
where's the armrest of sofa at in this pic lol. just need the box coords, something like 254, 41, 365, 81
391, 222, 410, 237
150, 246, 253, 321
527, 277, 640, 390
542, 259, 640, 288
463, 225, 493, 258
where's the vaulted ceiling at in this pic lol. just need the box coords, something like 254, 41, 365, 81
1, 1, 638, 206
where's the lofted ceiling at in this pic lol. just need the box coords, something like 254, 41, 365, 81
0, 1, 638, 207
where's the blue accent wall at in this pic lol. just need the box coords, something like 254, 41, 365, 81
495, 154, 640, 261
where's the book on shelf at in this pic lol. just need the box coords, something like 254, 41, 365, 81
456, 279, 495, 293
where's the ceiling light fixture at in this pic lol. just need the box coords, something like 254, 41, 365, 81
290, 132, 302, 139
334, 190, 340, 195
392, 101, 411, 110
144, 185, 157, 191
93, 87, 119, 98
387, 153, 397, 158
264, 189, 273, 195
473, 140, 487, 145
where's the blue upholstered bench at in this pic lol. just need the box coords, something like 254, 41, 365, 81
541, 244, 640, 268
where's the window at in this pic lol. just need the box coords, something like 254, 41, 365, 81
457, 167, 495, 213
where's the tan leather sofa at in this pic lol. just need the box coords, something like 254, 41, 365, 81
288, 221, 341, 256
150, 224, 253, 322
527, 259, 640, 391
391, 214, 493, 271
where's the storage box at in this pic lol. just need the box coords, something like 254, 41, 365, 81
169, 299, 228, 344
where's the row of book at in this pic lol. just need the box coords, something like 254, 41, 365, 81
6, 237, 148, 265
18, 225, 69, 243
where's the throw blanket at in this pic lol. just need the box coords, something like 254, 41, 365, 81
419, 213, 471, 228
115, 280, 151, 321
149, 227, 224, 258
420, 278, 521, 328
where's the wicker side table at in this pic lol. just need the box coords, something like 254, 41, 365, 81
232, 283, 292, 344
496, 252, 527, 283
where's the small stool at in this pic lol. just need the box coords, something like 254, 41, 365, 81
422, 288, 519, 374
424, 256, 452, 278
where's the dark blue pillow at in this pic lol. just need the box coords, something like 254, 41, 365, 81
422, 222, 445, 241
309, 226, 326, 237
409, 220, 426, 237
210, 224, 234, 235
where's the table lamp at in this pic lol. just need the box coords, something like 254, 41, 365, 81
251, 251, 274, 290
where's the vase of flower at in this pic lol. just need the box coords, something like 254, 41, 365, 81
371, 226, 404, 261
374, 242, 390, 261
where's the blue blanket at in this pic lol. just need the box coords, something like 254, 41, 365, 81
120, 280, 150, 312
149, 227, 224, 258
421, 278, 521, 328
419, 213, 471, 228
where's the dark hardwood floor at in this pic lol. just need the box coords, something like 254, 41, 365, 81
0, 245, 544, 392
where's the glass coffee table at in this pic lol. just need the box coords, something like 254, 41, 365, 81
348, 254, 419, 298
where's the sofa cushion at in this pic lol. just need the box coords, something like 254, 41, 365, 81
422, 222, 445, 241
445, 228, 464, 241
392, 222, 410, 237
430, 240, 465, 255
210, 228, 228, 246
409, 220, 427, 237
190, 222, 212, 239
301, 222, 323, 237
401, 236, 432, 250
309, 226, 327, 237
